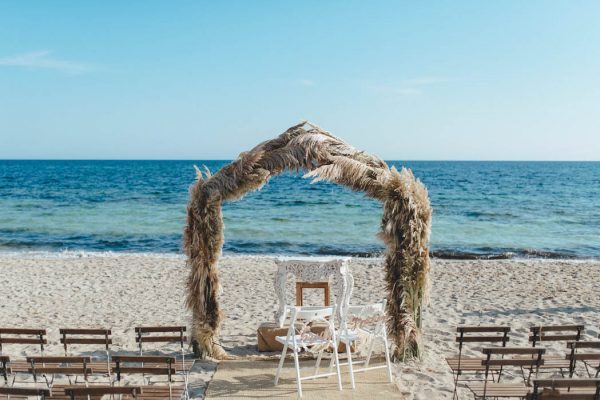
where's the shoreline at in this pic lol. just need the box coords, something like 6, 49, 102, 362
1, 249, 599, 262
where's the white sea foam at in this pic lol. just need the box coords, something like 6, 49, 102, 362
0, 249, 186, 260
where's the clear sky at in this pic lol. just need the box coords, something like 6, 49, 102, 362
1, 1, 599, 160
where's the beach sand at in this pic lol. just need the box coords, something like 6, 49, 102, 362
1, 254, 598, 399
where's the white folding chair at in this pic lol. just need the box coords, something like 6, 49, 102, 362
336, 300, 393, 389
274, 305, 342, 398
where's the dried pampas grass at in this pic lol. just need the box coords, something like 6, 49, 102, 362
183, 121, 432, 360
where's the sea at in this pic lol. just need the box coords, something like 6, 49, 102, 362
0, 160, 598, 259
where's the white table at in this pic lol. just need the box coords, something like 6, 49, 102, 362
274, 257, 354, 326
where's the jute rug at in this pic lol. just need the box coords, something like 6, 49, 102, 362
205, 358, 402, 399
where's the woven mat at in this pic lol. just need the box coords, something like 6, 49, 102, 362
205, 358, 402, 399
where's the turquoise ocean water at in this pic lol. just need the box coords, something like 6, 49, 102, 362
0, 160, 598, 259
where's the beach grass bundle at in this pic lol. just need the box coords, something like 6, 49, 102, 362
183, 121, 432, 360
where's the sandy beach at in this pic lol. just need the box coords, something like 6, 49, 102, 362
1, 254, 598, 399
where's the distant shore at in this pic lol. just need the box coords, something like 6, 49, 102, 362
1, 254, 598, 399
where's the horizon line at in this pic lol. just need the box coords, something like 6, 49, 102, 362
0, 158, 599, 163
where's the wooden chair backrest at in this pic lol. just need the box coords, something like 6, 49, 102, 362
0, 328, 47, 354
530, 378, 600, 400
0, 386, 50, 399
530, 325, 585, 347
135, 326, 187, 352
112, 355, 176, 382
59, 328, 112, 354
455, 326, 511, 354
64, 385, 142, 400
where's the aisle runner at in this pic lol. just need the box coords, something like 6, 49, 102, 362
205, 358, 401, 399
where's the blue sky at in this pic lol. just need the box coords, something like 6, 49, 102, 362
1, 1, 599, 160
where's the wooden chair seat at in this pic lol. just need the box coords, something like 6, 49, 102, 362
514, 355, 572, 370
467, 382, 530, 398
5, 359, 187, 376
8, 361, 114, 374
7, 360, 62, 373
176, 359, 194, 372
529, 378, 600, 399
6, 360, 186, 375
538, 356, 571, 369
527, 388, 600, 399
446, 356, 502, 372
136, 386, 186, 399
85, 362, 112, 374
143, 359, 194, 373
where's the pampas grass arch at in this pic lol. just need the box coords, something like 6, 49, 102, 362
184, 121, 432, 360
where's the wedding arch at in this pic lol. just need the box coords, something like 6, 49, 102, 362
183, 121, 432, 360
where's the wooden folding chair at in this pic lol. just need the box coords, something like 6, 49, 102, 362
134, 327, 190, 373
274, 305, 342, 398
135, 327, 190, 398
113, 356, 183, 400
567, 341, 600, 378
530, 378, 600, 399
446, 326, 511, 399
528, 325, 584, 376
466, 347, 545, 399
59, 328, 113, 379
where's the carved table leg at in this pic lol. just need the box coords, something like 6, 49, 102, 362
274, 266, 287, 327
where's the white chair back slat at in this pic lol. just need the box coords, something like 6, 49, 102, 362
342, 300, 387, 333
292, 305, 336, 322
347, 302, 384, 316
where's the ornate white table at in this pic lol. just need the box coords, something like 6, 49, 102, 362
274, 257, 354, 326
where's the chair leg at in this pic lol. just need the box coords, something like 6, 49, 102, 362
332, 342, 342, 391
345, 340, 356, 390
182, 348, 189, 400
382, 335, 393, 383
364, 335, 377, 368
274, 342, 288, 385
328, 343, 337, 372
313, 350, 324, 378
293, 348, 303, 398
